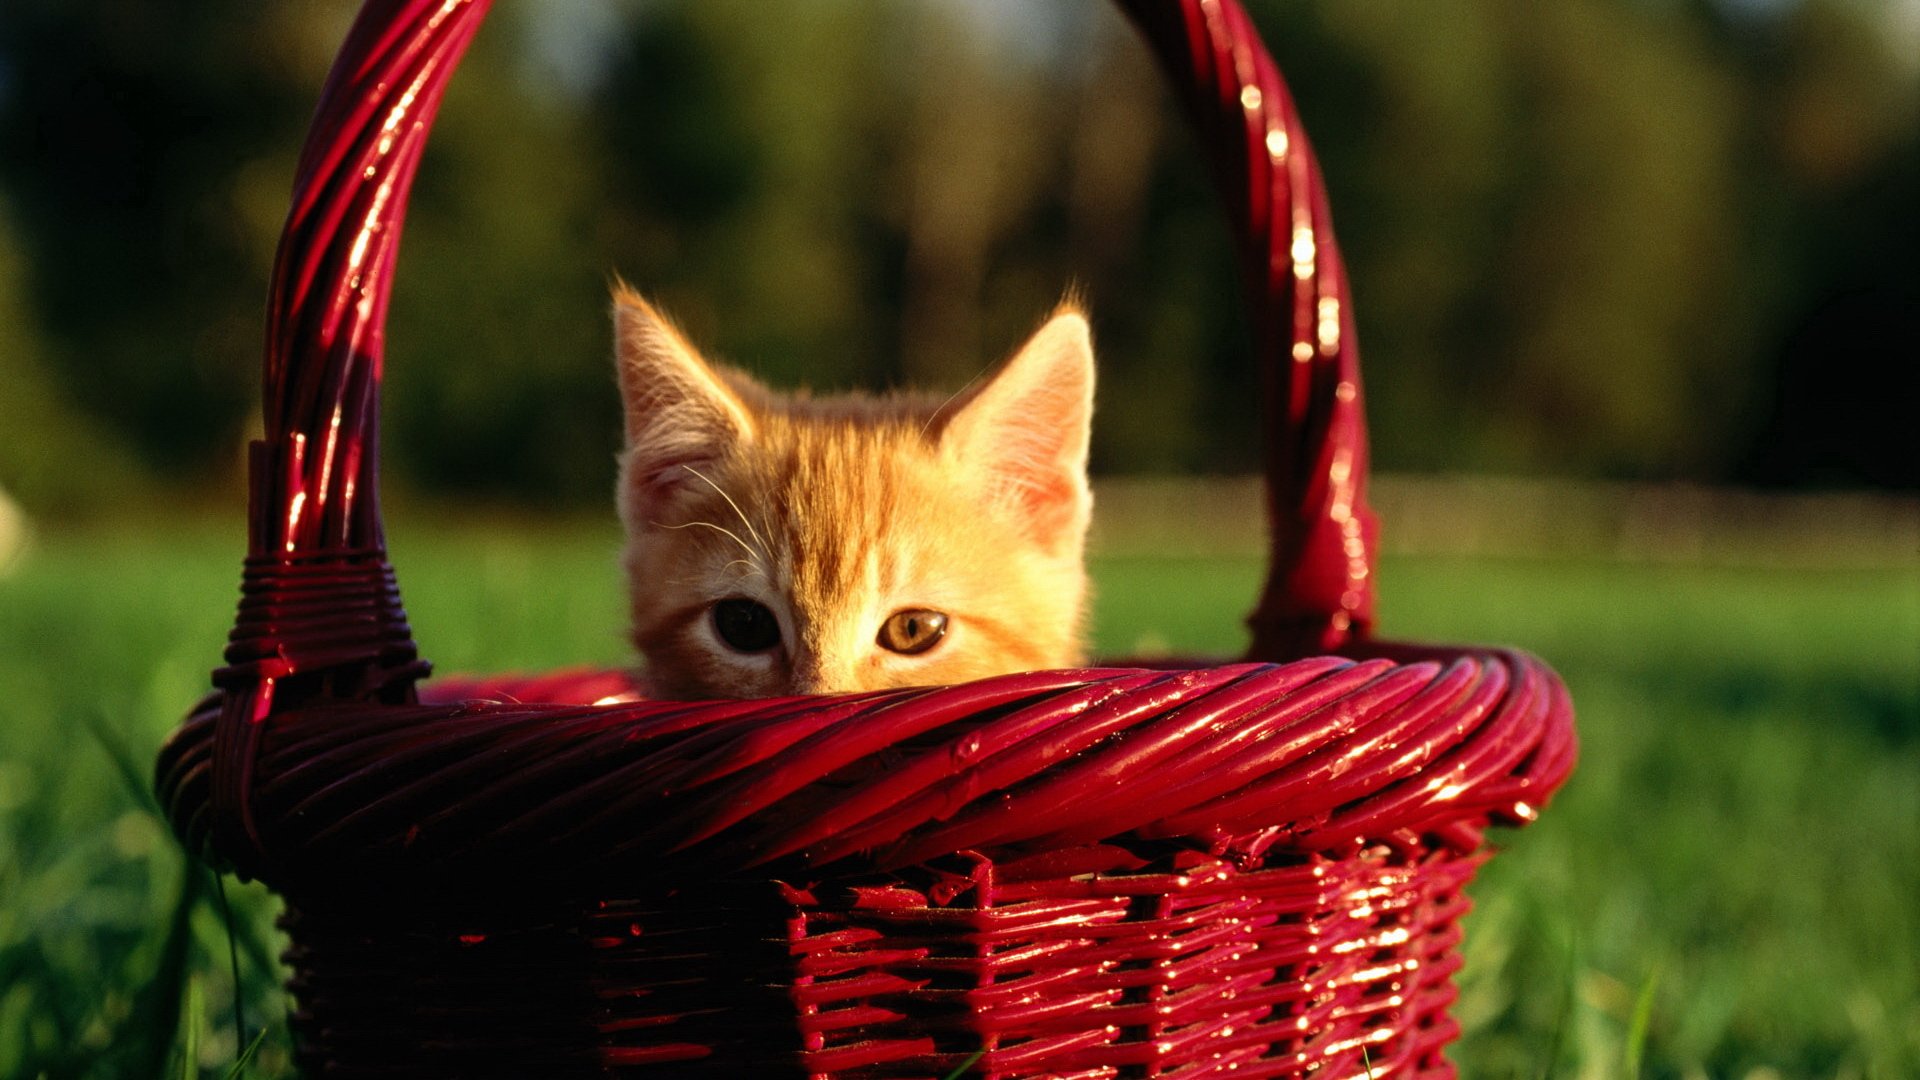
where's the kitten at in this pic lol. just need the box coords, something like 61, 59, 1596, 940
611, 283, 1094, 699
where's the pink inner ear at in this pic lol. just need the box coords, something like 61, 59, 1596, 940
620, 451, 714, 530
1020, 473, 1089, 548
948, 337, 1093, 553
971, 434, 1089, 554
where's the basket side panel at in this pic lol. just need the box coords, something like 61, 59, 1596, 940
276, 842, 1481, 1078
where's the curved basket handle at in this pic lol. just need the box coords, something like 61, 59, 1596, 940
208, 0, 487, 866
209, 0, 1376, 861
1115, 0, 1377, 657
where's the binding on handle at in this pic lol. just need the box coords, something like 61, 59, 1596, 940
209, 0, 1377, 863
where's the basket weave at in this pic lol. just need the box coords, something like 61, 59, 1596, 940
155, 1, 1577, 1076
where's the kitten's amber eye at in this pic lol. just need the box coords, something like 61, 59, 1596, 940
878, 609, 948, 655
712, 598, 781, 653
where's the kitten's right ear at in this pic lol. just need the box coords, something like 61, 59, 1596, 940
611, 283, 754, 512
938, 306, 1095, 559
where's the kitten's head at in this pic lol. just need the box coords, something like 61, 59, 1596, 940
612, 283, 1094, 699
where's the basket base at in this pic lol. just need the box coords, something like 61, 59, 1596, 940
279, 841, 1476, 1078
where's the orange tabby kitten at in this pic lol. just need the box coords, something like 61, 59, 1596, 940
611, 283, 1094, 699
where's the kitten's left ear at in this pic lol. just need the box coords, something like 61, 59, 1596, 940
611, 283, 755, 517
940, 307, 1095, 557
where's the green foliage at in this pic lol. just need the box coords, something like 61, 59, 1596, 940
1, 511, 1914, 1077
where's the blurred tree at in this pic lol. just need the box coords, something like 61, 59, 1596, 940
0, 2, 333, 483
1732, 0, 1920, 488
586, 0, 1257, 474
380, 11, 624, 505
1493, 0, 1748, 476
0, 0, 1913, 507
1264, 0, 1918, 485
1061, 7, 1239, 473
1254, 0, 1752, 477
592, 0, 902, 395
0, 197, 143, 511
893, 2, 1058, 387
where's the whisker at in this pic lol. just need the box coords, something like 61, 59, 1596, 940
649, 518, 761, 563
681, 465, 772, 562
920, 363, 993, 439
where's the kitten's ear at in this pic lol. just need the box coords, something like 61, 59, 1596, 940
940, 307, 1095, 556
612, 283, 754, 514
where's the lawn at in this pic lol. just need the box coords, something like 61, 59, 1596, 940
0, 511, 1914, 1078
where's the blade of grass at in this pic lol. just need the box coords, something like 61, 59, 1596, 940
0, 981, 33, 1078
79, 706, 163, 816
1535, 929, 1579, 1080
180, 976, 203, 1080
82, 705, 278, 1074
211, 881, 280, 994
942, 1047, 987, 1079
212, 870, 246, 1045
113, 863, 202, 1079
224, 1025, 269, 1080
1623, 963, 1661, 1080
87, 707, 282, 1016
1362, 1043, 1376, 1079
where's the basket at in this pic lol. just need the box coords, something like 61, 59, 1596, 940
154, 1, 1577, 1076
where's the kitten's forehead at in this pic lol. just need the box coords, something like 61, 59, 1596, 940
758, 420, 932, 590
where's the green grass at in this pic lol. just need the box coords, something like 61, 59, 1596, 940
0, 514, 1914, 1078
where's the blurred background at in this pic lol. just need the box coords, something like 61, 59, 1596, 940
0, 0, 1915, 511
0, 2, 1915, 1079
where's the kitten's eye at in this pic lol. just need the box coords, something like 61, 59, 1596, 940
878, 609, 948, 655
712, 598, 781, 653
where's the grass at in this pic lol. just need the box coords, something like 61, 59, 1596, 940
0, 509, 1914, 1078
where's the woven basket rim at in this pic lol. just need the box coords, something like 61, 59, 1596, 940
160, 644, 1574, 890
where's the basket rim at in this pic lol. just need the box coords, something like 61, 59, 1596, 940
161, 643, 1575, 888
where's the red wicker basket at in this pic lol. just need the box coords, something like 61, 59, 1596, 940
155, 1, 1576, 1076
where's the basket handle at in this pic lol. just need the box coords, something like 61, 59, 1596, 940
210, 0, 1375, 862
207, 0, 485, 864
1113, 0, 1377, 657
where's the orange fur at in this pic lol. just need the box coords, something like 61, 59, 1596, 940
612, 282, 1094, 699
